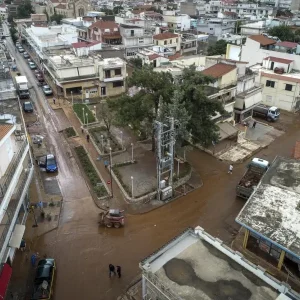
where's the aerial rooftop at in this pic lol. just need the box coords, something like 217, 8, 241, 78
236, 156, 300, 258
140, 227, 299, 300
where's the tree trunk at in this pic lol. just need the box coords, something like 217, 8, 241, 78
151, 129, 155, 152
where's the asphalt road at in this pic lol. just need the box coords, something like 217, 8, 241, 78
5, 23, 300, 300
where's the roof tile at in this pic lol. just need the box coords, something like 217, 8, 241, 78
249, 35, 277, 46
0, 125, 13, 141
153, 32, 179, 40
201, 63, 236, 78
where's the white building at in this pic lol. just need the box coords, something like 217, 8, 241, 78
220, 3, 274, 18
240, 21, 267, 36
0, 4, 8, 20
23, 24, 78, 59
0, 74, 34, 270
119, 24, 153, 59
140, 227, 300, 300
162, 11, 191, 31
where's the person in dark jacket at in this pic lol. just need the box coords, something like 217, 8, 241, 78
117, 266, 121, 278
109, 264, 116, 277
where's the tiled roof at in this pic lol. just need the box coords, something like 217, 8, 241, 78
55, 3, 66, 9
89, 20, 118, 31
249, 35, 277, 46
223, 11, 237, 16
148, 54, 161, 61
276, 41, 298, 48
201, 63, 236, 78
0, 125, 13, 141
169, 52, 181, 61
72, 41, 101, 49
261, 72, 300, 83
263, 56, 293, 64
153, 32, 179, 40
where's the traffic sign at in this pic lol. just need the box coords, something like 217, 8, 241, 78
107, 180, 111, 184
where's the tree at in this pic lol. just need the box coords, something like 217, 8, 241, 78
17, 0, 34, 18
109, 66, 174, 150
98, 102, 115, 134
50, 13, 64, 25
10, 26, 17, 44
113, 6, 123, 15
207, 40, 227, 56
128, 57, 142, 68
158, 90, 191, 146
179, 66, 224, 146
267, 25, 295, 42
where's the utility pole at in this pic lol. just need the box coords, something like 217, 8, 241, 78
155, 117, 176, 201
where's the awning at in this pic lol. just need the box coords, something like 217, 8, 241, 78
217, 122, 239, 141
0, 263, 12, 299
9, 225, 25, 249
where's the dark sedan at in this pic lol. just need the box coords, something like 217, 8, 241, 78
31, 258, 56, 300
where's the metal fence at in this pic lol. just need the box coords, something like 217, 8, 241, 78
0, 141, 28, 198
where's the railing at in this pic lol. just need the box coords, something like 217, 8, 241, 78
0, 141, 28, 198
0, 167, 32, 251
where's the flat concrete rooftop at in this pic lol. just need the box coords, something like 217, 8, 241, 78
236, 156, 300, 258
140, 228, 300, 300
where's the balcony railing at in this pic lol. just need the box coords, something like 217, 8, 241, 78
0, 141, 28, 199
0, 168, 32, 251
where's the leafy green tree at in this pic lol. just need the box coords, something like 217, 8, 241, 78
10, 26, 18, 44
109, 66, 174, 150
113, 6, 123, 14
50, 13, 64, 24
158, 90, 191, 146
179, 66, 224, 146
17, 0, 34, 18
268, 25, 294, 42
207, 40, 227, 56
129, 57, 143, 68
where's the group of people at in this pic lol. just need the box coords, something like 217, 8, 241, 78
109, 264, 121, 278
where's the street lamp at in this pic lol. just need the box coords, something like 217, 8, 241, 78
86, 112, 88, 125
131, 176, 134, 198
71, 91, 73, 106
109, 147, 114, 198
120, 131, 123, 150
82, 107, 85, 125
81, 89, 84, 103
94, 105, 96, 118
131, 143, 134, 162
101, 134, 104, 151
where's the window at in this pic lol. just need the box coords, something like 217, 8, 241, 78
156, 41, 158, 45
105, 70, 111, 78
176, 38, 178, 43
164, 40, 167, 45
139, 38, 144, 44
130, 30, 134, 37
285, 84, 293, 91
113, 81, 124, 88
115, 68, 121, 76
170, 39, 172, 44
266, 80, 275, 88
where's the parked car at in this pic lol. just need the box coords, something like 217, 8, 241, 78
29, 62, 37, 69
42, 85, 53, 96
31, 258, 56, 300
15, 42, 20, 47
18, 47, 24, 53
23, 52, 30, 58
39, 154, 58, 173
22, 101, 34, 113
35, 73, 44, 82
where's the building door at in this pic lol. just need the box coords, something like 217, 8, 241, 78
101, 87, 106, 96
270, 61, 274, 70
85, 89, 90, 99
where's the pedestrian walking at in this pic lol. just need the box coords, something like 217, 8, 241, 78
116, 266, 121, 278
20, 239, 26, 252
252, 120, 257, 129
109, 264, 116, 278
86, 134, 90, 143
53, 97, 56, 105
228, 164, 233, 174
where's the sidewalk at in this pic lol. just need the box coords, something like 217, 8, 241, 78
61, 103, 127, 211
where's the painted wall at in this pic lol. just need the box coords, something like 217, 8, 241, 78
0, 135, 17, 178
260, 75, 300, 111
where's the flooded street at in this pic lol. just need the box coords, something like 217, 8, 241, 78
5, 25, 300, 300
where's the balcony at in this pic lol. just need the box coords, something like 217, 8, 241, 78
0, 140, 29, 200
103, 75, 123, 83
0, 164, 33, 254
